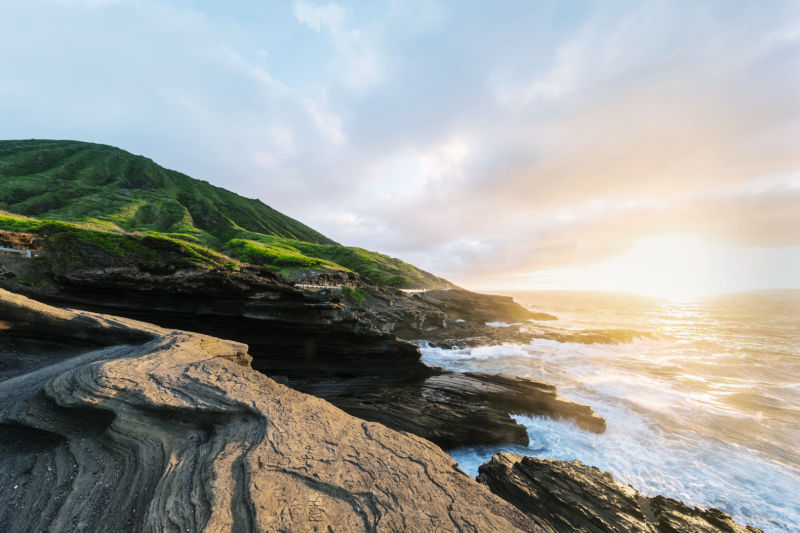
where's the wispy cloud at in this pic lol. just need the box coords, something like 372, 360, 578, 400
1, 0, 798, 289
294, 1, 386, 89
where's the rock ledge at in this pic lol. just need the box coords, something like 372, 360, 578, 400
0, 289, 539, 532
477, 453, 763, 533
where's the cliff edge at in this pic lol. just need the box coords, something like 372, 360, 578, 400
0, 289, 538, 532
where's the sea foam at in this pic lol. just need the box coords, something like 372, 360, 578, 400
420, 290, 800, 532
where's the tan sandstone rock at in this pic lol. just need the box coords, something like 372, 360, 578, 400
0, 289, 538, 532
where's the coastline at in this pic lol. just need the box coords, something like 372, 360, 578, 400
0, 288, 765, 532
423, 290, 800, 532
0, 241, 780, 531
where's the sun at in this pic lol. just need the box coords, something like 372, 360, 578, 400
514, 234, 796, 299
600, 235, 722, 299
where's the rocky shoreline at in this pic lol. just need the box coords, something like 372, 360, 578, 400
0, 253, 606, 449
0, 241, 768, 531
0, 289, 763, 532
0, 289, 537, 532
477, 453, 763, 533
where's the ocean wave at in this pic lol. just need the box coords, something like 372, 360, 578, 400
418, 336, 660, 368
440, 290, 800, 532
450, 406, 800, 532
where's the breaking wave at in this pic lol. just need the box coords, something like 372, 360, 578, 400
420, 290, 800, 532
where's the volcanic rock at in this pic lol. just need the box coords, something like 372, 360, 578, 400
0, 289, 541, 533
304, 372, 605, 450
476, 453, 763, 533
0, 256, 605, 450
0, 230, 41, 252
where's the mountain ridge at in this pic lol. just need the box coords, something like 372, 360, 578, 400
0, 138, 336, 245
0, 139, 447, 289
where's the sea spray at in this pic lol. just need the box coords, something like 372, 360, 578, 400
420, 290, 800, 533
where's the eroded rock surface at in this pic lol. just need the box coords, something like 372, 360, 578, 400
0, 254, 605, 450
301, 372, 605, 450
0, 289, 541, 533
476, 453, 763, 533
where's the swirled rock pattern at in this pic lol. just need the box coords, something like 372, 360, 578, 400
0, 289, 539, 533
0, 255, 605, 450
476, 453, 763, 533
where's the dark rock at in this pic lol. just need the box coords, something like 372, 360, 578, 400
0, 260, 605, 450
289, 267, 361, 286
0, 289, 542, 532
304, 372, 605, 450
423, 326, 655, 350
351, 287, 649, 349
418, 289, 557, 323
353, 287, 557, 342
477, 453, 764, 533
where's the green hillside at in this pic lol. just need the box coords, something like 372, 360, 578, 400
0, 139, 333, 245
0, 210, 237, 273
0, 139, 447, 289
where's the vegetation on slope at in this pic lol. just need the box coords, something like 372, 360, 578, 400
0, 140, 447, 288
0, 211, 239, 272
0, 139, 333, 246
246, 236, 443, 288
0, 211, 236, 273
222, 238, 346, 271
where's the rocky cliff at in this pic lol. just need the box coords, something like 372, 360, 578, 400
0, 252, 605, 450
0, 289, 541, 533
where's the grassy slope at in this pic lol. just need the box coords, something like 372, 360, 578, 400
0, 140, 447, 288
0, 139, 333, 246
0, 210, 236, 273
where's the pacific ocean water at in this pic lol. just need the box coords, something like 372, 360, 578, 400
419, 290, 800, 532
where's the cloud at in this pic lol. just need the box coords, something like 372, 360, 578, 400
294, 1, 386, 89
1, 0, 798, 289
339, 1, 800, 286
293, 1, 345, 32
493, 39, 581, 109
360, 135, 472, 202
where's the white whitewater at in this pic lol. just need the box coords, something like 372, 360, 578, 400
420, 290, 800, 533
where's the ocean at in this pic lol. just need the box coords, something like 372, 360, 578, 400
419, 290, 800, 533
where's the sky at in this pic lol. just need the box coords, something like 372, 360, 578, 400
2, 0, 799, 296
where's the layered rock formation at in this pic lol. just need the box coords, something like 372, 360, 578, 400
303, 372, 605, 450
0, 254, 605, 449
371, 288, 556, 340
348, 286, 648, 349
476, 453, 763, 533
0, 289, 541, 532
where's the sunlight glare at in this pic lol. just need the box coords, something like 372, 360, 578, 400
518, 234, 800, 299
